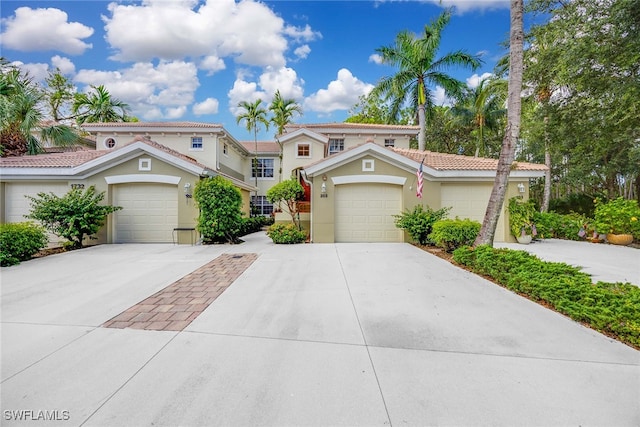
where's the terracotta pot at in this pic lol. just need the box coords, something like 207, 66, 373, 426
606, 233, 634, 246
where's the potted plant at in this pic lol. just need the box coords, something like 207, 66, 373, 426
594, 197, 640, 245
508, 197, 537, 244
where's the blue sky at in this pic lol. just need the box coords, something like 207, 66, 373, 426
1, 0, 514, 141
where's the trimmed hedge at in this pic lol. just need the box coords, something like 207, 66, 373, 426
452, 245, 640, 348
429, 218, 480, 252
0, 222, 48, 266
266, 223, 306, 244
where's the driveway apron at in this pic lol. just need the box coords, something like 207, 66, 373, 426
1, 233, 638, 426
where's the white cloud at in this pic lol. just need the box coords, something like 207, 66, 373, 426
427, 0, 509, 13
258, 67, 304, 100
369, 54, 383, 64
200, 56, 226, 76
193, 98, 220, 116
227, 79, 268, 116
294, 45, 311, 60
227, 66, 304, 115
283, 24, 322, 42
304, 69, 374, 113
12, 61, 49, 81
102, 0, 313, 69
74, 61, 199, 121
466, 72, 494, 88
1, 7, 93, 55
431, 86, 453, 107
51, 56, 76, 75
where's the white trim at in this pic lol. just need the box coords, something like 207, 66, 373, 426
331, 175, 407, 186
105, 174, 181, 185
362, 159, 375, 172
138, 158, 151, 171
279, 128, 329, 144
296, 142, 312, 158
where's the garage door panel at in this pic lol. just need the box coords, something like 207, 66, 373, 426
114, 184, 177, 243
335, 183, 402, 243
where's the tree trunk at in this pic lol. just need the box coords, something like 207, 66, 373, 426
474, 0, 523, 247
417, 103, 426, 151
541, 116, 551, 212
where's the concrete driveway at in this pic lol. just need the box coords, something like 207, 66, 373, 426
1, 233, 639, 426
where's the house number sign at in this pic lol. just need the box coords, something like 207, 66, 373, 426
70, 184, 85, 189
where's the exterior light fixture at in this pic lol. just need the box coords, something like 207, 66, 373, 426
184, 182, 193, 199
517, 183, 525, 193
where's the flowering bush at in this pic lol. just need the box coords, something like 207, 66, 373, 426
594, 197, 640, 237
266, 223, 307, 244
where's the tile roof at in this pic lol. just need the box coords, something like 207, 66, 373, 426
0, 135, 210, 170
390, 147, 548, 171
0, 150, 107, 168
285, 122, 420, 132
81, 121, 223, 129
239, 141, 280, 153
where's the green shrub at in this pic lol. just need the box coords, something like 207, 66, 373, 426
533, 211, 589, 240
0, 222, 48, 266
429, 218, 481, 252
508, 197, 537, 237
239, 216, 274, 236
394, 205, 451, 245
27, 186, 121, 249
453, 245, 640, 348
266, 223, 307, 244
194, 176, 244, 244
549, 193, 597, 217
594, 197, 640, 237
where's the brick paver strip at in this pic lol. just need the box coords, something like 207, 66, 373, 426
103, 253, 258, 331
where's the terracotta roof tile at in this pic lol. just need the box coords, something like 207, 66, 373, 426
285, 122, 420, 132
391, 147, 548, 171
239, 141, 280, 153
0, 150, 107, 168
81, 121, 223, 129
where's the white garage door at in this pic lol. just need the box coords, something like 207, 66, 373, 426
4, 182, 70, 244
440, 184, 506, 242
335, 183, 403, 242
113, 183, 178, 243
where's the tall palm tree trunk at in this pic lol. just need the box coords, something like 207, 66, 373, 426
474, 0, 524, 246
541, 116, 551, 212
418, 104, 426, 151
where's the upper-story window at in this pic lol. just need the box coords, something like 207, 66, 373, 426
104, 137, 117, 149
384, 139, 395, 147
328, 138, 344, 155
191, 137, 203, 150
297, 143, 310, 158
252, 158, 274, 179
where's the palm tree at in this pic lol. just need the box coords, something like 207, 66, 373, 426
269, 90, 302, 182
474, 0, 524, 246
451, 77, 506, 157
236, 99, 270, 208
73, 85, 129, 125
1, 65, 79, 156
372, 10, 481, 151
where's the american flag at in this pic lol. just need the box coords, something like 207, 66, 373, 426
416, 160, 424, 198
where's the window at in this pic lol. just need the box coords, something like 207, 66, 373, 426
223, 143, 228, 155
384, 139, 395, 147
191, 137, 203, 150
251, 158, 274, 179
251, 195, 273, 216
328, 138, 344, 155
104, 137, 117, 149
297, 143, 310, 157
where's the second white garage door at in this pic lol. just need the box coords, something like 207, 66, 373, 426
335, 183, 403, 242
113, 183, 178, 243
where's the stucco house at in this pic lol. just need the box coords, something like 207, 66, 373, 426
0, 120, 546, 245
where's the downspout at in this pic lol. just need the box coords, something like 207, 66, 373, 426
300, 169, 313, 243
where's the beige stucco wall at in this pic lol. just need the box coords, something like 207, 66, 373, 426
307, 154, 533, 244
282, 136, 326, 179
337, 134, 413, 150
76, 154, 200, 244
